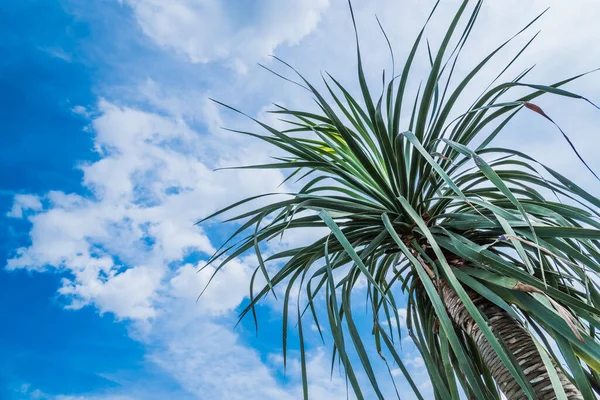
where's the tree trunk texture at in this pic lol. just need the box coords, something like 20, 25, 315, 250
441, 282, 583, 400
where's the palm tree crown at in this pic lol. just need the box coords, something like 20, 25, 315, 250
201, 1, 600, 399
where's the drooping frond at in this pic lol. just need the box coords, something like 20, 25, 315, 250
200, 1, 600, 399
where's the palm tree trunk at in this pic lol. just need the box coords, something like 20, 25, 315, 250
440, 282, 583, 399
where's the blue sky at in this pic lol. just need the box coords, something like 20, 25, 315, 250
1, 0, 599, 399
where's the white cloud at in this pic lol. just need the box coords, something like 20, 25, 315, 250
6, 98, 287, 319
397, 308, 408, 329
147, 319, 295, 400
168, 259, 254, 316
38, 46, 73, 63
274, 348, 355, 399
7, 194, 43, 218
404, 356, 425, 369
120, 0, 330, 73
59, 265, 163, 319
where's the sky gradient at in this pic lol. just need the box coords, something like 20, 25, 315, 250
1, 1, 599, 399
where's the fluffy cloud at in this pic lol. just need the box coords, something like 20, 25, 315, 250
6, 194, 43, 218
146, 317, 351, 400
169, 259, 253, 316
6, 98, 288, 319
119, 0, 330, 73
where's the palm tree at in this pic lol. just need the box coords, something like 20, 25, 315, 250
201, 1, 600, 399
